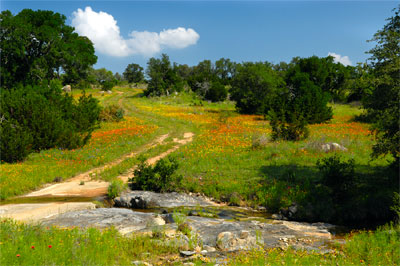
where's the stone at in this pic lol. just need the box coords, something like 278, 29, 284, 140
132, 261, 152, 266
183, 263, 195, 266
107, 90, 112, 94
203, 245, 216, 252
42, 208, 161, 235
114, 191, 215, 209
321, 142, 347, 152
62, 85, 71, 93
180, 250, 196, 257
239, 230, 250, 239
152, 215, 166, 226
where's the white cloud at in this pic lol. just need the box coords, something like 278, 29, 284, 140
327, 52, 352, 66
71, 7, 200, 57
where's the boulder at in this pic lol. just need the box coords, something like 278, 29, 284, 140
62, 85, 71, 93
321, 142, 347, 152
114, 191, 215, 209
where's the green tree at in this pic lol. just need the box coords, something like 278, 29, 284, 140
364, 6, 400, 162
0, 9, 97, 88
230, 62, 284, 114
123, 63, 144, 83
215, 58, 236, 85
145, 54, 183, 96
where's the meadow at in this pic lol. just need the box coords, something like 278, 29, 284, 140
1, 86, 398, 265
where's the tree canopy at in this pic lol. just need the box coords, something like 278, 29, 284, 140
123, 63, 144, 84
0, 9, 97, 88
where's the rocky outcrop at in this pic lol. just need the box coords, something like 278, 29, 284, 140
42, 207, 337, 254
114, 191, 216, 209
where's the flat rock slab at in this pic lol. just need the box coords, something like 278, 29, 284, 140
42, 208, 162, 235
0, 202, 96, 222
114, 191, 217, 209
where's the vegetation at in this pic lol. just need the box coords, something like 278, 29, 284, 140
99, 104, 125, 122
0, 9, 96, 88
363, 6, 400, 164
123, 63, 144, 84
0, 83, 101, 163
129, 155, 183, 192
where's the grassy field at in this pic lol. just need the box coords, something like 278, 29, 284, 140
0, 86, 398, 264
1, 219, 399, 265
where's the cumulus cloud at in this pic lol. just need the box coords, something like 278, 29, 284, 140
71, 7, 200, 57
327, 52, 352, 66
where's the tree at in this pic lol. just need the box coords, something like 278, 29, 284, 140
285, 65, 333, 124
123, 63, 144, 83
145, 54, 183, 96
215, 58, 236, 85
0, 9, 97, 88
230, 62, 284, 114
364, 6, 400, 162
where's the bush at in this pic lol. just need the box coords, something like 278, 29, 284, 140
0, 83, 101, 163
129, 156, 183, 192
204, 80, 227, 102
99, 105, 125, 122
269, 110, 309, 141
107, 179, 127, 199
317, 154, 356, 203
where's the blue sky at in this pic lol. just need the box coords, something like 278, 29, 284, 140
2, 1, 398, 74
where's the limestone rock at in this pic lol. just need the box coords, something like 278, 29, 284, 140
321, 142, 347, 152
62, 85, 71, 93
114, 191, 215, 209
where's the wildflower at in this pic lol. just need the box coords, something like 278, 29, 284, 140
48, 245, 52, 248
16, 254, 20, 257
31, 246, 35, 249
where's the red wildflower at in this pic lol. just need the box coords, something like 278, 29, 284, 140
16, 254, 20, 257
31, 246, 35, 249
48, 245, 52, 248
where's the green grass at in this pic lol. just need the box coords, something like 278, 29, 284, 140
0, 219, 179, 266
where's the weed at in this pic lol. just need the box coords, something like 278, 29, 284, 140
107, 179, 126, 199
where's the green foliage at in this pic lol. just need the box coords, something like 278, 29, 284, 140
99, 105, 125, 122
215, 57, 237, 85
289, 55, 352, 102
0, 9, 97, 88
107, 179, 126, 199
363, 6, 400, 163
204, 80, 228, 102
145, 54, 183, 96
123, 63, 144, 83
284, 67, 333, 124
0, 83, 101, 162
230, 62, 284, 114
129, 155, 183, 192
317, 155, 356, 202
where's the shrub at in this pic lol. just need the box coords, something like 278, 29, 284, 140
269, 111, 309, 141
99, 105, 125, 122
129, 156, 183, 192
204, 80, 227, 102
317, 154, 356, 203
251, 133, 268, 149
0, 83, 101, 162
107, 179, 127, 199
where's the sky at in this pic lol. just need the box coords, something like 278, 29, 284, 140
2, 1, 398, 74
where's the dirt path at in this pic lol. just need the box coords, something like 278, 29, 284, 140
0, 132, 194, 222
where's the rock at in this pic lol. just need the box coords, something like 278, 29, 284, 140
203, 245, 216, 252
321, 142, 347, 152
152, 215, 166, 226
180, 250, 196, 257
162, 213, 175, 224
183, 263, 195, 266
132, 261, 152, 266
114, 191, 215, 209
107, 90, 112, 94
239, 230, 249, 239
42, 208, 162, 235
62, 85, 71, 93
